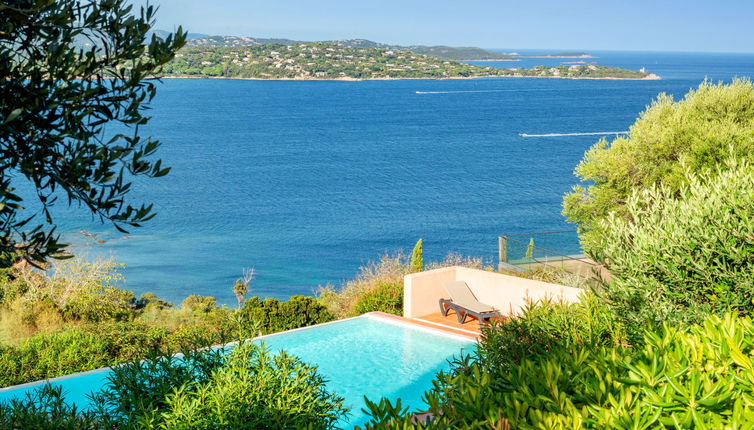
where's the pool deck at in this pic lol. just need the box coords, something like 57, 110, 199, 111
369, 311, 483, 340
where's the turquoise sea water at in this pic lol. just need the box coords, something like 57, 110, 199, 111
0, 316, 474, 428
26, 51, 754, 304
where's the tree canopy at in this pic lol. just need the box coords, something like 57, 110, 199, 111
0, 0, 185, 266
596, 160, 754, 329
563, 78, 754, 254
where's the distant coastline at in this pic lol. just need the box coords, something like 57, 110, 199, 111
163, 44, 652, 82
160, 73, 661, 82
458, 58, 521, 62
520, 55, 597, 59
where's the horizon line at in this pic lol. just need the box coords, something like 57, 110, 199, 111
154, 28, 754, 56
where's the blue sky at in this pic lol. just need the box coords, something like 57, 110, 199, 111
150, 0, 754, 53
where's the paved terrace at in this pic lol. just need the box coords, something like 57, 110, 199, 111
403, 266, 583, 334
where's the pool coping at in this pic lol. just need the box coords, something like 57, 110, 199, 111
0, 312, 476, 394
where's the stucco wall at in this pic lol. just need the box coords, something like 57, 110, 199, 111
404, 266, 582, 318
403, 267, 457, 318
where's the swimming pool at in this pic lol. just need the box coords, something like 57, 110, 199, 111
0, 314, 474, 428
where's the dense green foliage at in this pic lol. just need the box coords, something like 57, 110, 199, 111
505, 64, 650, 79
0, 257, 336, 388
563, 79, 754, 254
159, 44, 651, 81
0, 258, 141, 339
365, 311, 754, 429
162, 44, 500, 79
0, 321, 228, 388
239, 295, 334, 337
0, 290, 334, 389
595, 161, 754, 330
476, 295, 628, 373
351, 282, 404, 316
0, 0, 185, 264
0, 343, 347, 429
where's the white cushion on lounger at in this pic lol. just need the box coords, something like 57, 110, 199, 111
442, 281, 497, 313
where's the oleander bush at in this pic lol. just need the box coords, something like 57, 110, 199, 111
596, 160, 754, 330
364, 312, 754, 429
563, 78, 754, 254
238, 295, 334, 337
0, 343, 347, 429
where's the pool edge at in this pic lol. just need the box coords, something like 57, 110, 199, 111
0, 312, 476, 394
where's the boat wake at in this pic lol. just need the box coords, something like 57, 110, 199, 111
415, 89, 556, 95
519, 131, 628, 137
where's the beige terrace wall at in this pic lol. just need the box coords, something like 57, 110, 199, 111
403, 266, 582, 319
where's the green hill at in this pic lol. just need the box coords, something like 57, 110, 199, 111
160, 43, 656, 81
176, 32, 511, 61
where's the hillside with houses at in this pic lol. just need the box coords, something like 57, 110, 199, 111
160, 43, 656, 80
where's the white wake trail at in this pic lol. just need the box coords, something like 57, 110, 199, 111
415, 89, 557, 95
519, 131, 628, 137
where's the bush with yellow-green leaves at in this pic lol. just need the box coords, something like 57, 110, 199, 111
364, 312, 754, 429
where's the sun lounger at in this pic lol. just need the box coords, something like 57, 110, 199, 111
439, 281, 500, 328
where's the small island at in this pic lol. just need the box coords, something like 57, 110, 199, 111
498, 64, 658, 80
160, 43, 657, 81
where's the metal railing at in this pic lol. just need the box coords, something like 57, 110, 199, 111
498, 230, 596, 270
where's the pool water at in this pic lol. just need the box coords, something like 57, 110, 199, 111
0, 315, 474, 428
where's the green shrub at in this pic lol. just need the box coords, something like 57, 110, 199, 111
49, 258, 137, 323
563, 78, 754, 254
180, 295, 218, 314
157, 343, 346, 429
477, 294, 628, 374
351, 281, 403, 316
0, 343, 347, 429
0, 274, 28, 307
364, 312, 754, 429
239, 295, 334, 337
135, 292, 173, 311
317, 251, 410, 318
0, 328, 113, 388
0, 322, 224, 388
63, 287, 136, 322
0, 258, 139, 337
92, 344, 228, 426
0, 385, 105, 430
596, 161, 754, 329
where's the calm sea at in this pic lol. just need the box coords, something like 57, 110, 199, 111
38, 51, 754, 304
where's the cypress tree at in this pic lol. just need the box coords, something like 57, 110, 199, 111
410, 239, 423, 273
525, 238, 535, 261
